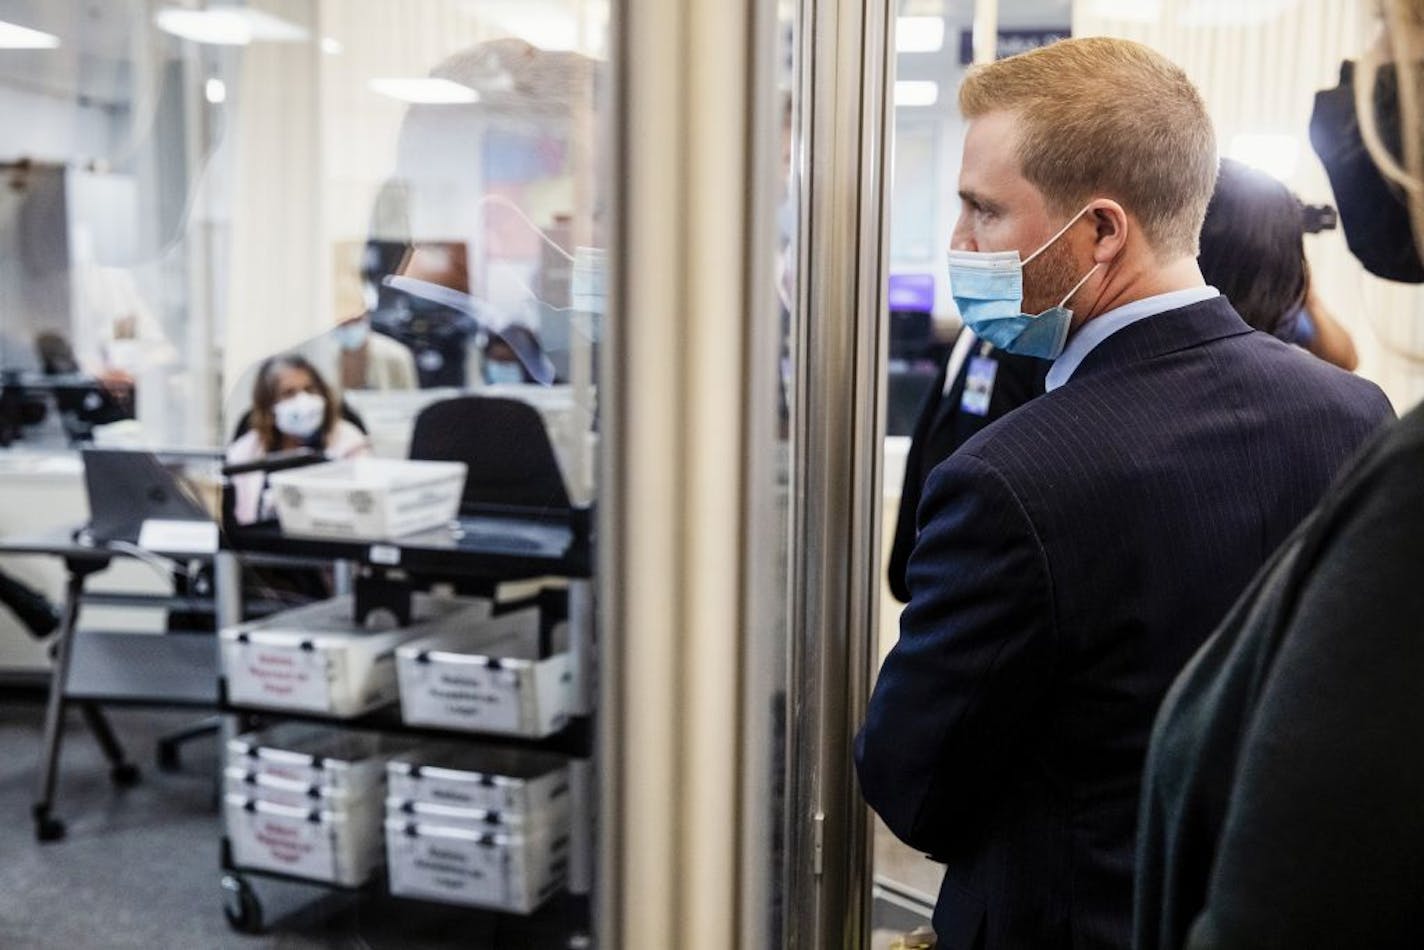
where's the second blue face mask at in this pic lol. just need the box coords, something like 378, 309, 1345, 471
947, 205, 1101, 360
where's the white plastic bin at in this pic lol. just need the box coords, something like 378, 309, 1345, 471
396, 609, 573, 737
226, 794, 383, 887
387, 744, 571, 817
267, 458, 466, 540
225, 725, 397, 793
384, 817, 569, 913
385, 795, 570, 833
221, 595, 491, 717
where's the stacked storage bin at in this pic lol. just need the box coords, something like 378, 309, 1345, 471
224, 724, 403, 886
395, 606, 573, 738
221, 594, 492, 718
384, 744, 572, 913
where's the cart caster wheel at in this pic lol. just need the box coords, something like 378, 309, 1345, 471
156, 742, 181, 772
222, 874, 263, 934
35, 815, 66, 843
110, 763, 141, 787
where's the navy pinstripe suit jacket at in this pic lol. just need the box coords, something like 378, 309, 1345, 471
856, 296, 1394, 950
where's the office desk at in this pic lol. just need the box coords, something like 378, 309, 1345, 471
0, 530, 220, 842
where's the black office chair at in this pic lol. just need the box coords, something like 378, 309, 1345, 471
408, 396, 571, 514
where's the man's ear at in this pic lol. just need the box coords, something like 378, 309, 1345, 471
1089, 200, 1129, 263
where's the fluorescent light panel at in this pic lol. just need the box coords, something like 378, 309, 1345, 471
368, 78, 480, 104
1227, 132, 1300, 183
155, 7, 308, 46
895, 80, 939, 108
0, 19, 60, 49
897, 17, 945, 53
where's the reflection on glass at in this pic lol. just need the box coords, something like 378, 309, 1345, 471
0, 0, 608, 944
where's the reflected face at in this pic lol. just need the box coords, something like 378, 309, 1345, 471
951, 110, 1084, 314
272, 366, 319, 403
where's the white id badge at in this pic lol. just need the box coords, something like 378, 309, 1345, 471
960, 355, 999, 417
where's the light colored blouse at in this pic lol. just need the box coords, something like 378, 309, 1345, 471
225, 419, 370, 525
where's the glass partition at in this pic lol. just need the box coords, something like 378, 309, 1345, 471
0, 1, 610, 944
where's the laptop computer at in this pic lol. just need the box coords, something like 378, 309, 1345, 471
81, 449, 215, 547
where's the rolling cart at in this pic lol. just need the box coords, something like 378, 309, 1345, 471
215, 508, 596, 945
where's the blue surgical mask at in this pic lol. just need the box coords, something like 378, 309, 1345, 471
333, 318, 370, 351
483, 360, 526, 385
947, 205, 1102, 359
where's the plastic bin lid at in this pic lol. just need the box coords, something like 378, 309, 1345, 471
267, 457, 467, 489
382, 816, 530, 847
225, 792, 357, 825
387, 742, 569, 782
227, 723, 396, 766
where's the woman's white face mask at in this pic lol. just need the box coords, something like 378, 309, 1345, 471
273, 392, 325, 440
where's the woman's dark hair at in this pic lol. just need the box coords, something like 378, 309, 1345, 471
249, 353, 338, 452
1198, 158, 1309, 336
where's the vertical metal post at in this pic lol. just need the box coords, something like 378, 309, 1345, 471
783, 0, 893, 945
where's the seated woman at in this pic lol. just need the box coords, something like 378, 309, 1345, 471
227, 353, 369, 525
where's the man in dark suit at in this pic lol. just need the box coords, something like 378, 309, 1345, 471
888, 333, 1048, 602
855, 37, 1395, 950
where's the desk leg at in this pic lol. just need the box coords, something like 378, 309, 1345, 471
78, 703, 140, 786
32, 570, 85, 842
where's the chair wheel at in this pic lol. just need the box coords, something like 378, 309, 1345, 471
222, 874, 263, 934
111, 763, 141, 787
35, 815, 66, 842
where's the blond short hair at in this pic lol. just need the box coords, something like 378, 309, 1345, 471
959, 37, 1217, 258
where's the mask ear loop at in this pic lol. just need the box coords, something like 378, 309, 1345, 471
1023, 203, 1098, 266
1057, 262, 1102, 309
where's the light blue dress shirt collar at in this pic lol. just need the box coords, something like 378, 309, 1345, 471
1045, 286, 1220, 392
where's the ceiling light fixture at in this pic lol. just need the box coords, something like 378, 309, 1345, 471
368, 78, 480, 105
895, 80, 939, 108
155, 7, 309, 46
897, 17, 945, 53
0, 20, 60, 49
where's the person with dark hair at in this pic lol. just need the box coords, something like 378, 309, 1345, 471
1197, 158, 1308, 337
225, 354, 369, 525
1198, 157, 1359, 368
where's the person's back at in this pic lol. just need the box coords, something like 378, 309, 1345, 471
917, 296, 1390, 946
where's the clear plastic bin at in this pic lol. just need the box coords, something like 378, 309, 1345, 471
395, 609, 573, 737
267, 457, 466, 540
384, 817, 569, 913
226, 794, 384, 887
387, 744, 571, 817
221, 594, 491, 717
